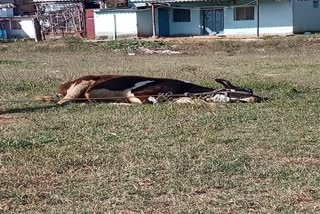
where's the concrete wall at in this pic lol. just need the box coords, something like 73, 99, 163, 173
293, 0, 320, 33
7, 19, 36, 39
155, 0, 294, 36
0, 8, 14, 17
224, 0, 293, 35
95, 10, 138, 38
153, 7, 203, 36
168, 8, 201, 36
137, 9, 153, 37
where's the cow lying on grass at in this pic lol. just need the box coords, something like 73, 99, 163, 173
41, 75, 265, 105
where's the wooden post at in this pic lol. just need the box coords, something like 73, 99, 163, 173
113, 14, 117, 40
151, 4, 156, 38
33, 19, 38, 42
256, 0, 260, 37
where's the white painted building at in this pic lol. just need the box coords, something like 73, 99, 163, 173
0, 16, 39, 40
94, 8, 153, 39
8, 17, 38, 39
0, 1, 39, 40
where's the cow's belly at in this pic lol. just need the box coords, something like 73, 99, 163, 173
86, 89, 143, 104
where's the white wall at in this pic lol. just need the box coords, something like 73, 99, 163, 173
95, 10, 138, 38
0, 8, 13, 17
169, 8, 201, 36
293, 0, 320, 33
224, 0, 293, 35
7, 19, 36, 39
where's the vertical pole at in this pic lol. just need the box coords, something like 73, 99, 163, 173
151, 4, 156, 38
9, 18, 12, 30
256, 0, 260, 37
36, 4, 45, 40
33, 19, 38, 42
113, 14, 117, 40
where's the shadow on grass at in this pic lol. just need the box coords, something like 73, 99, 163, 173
0, 104, 60, 115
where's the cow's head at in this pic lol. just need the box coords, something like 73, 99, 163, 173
205, 79, 266, 103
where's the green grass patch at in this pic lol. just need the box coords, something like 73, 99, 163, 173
1, 36, 320, 213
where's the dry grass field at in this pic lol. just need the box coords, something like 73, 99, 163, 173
1, 36, 320, 213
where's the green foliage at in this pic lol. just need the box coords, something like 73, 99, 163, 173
102, 39, 169, 51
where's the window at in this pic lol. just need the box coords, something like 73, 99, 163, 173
313, 0, 319, 8
234, 6, 254, 21
11, 21, 22, 29
173, 9, 191, 22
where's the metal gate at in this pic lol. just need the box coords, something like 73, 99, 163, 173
35, 2, 84, 38
202, 9, 224, 35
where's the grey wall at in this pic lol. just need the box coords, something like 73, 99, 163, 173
137, 9, 153, 37
293, 0, 320, 33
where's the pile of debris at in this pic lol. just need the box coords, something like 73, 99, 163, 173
138, 48, 182, 55
127, 47, 182, 56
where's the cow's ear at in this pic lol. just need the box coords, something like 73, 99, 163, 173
215, 79, 234, 89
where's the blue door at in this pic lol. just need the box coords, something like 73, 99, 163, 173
158, 8, 170, 37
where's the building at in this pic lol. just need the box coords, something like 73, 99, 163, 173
92, 7, 152, 39
129, 0, 320, 36
88, 0, 320, 39
0, 0, 39, 40
129, 0, 320, 37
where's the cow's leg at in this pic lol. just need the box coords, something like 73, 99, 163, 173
57, 80, 93, 105
126, 91, 143, 104
85, 89, 142, 104
128, 91, 159, 104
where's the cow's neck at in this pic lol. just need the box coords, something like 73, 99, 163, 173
184, 83, 215, 94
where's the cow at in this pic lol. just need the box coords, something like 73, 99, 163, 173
51, 74, 265, 105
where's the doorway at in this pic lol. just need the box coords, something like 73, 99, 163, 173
201, 9, 224, 35
158, 8, 170, 36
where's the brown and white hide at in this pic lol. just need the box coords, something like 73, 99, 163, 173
57, 75, 264, 105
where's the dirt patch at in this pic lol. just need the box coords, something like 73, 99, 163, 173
134, 48, 182, 55
35, 43, 67, 49
0, 114, 28, 125
260, 73, 283, 77
279, 157, 320, 166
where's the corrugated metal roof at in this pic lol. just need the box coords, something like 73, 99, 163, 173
129, 0, 220, 2
0, 0, 15, 8
0, 15, 35, 20
0, 0, 15, 3
96, 8, 140, 13
32, 0, 82, 2
0, 3, 15, 8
